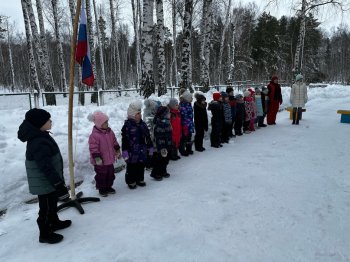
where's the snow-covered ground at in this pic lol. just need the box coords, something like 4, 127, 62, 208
0, 85, 349, 262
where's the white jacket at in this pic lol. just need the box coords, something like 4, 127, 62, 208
290, 82, 308, 108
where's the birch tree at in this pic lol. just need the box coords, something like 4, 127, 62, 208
199, 0, 212, 90
35, 0, 52, 83
109, 0, 122, 88
51, 0, 67, 93
171, 0, 178, 87
25, 0, 56, 104
93, 0, 106, 89
156, 0, 166, 95
21, 0, 40, 93
180, 0, 193, 90
227, 22, 235, 83
6, 20, 15, 91
141, 0, 155, 97
218, 0, 232, 84
131, 0, 141, 89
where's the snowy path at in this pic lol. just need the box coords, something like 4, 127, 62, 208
0, 95, 349, 262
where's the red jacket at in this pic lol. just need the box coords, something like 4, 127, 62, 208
170, 108, 182, 148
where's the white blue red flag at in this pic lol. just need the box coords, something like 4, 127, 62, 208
75, 0, 94, 86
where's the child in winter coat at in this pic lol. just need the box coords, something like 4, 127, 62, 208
194, 92, 208, 152
179, 90, 194, 156
243, 90, 256, 133
226, 87, 237, 137
234, 94, 245, 136
143, 99, 161, 168
150, 106, 173, 180
88, 111, 120, 197
254, 88, 266, 128
290, 74, 308, 125
221, 91, 232, 143
18, 108, 71, 244
168, 98, 182, 160
208, 92, 223, 148
122, 101, 153, 189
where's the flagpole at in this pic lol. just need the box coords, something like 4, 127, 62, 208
58, 0, 100, 214
68, 0, 82, 199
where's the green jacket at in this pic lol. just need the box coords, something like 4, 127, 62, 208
18, 120, 64, 195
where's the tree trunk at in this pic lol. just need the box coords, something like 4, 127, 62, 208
141, 0, 155, 98
172, 0, 178, 87
85, 0, 98, 103
131, 0, 141, 89
93, 0, 106, 90
156, 0, 166, 96
109, 0, 122, 89
199, 0, 212, 91
6, 21, 15, 91
25, 0, 56, 105
227, 23, 235, 83
293, 0, 306, 75
35, 0, 52, 85
51, 0, 67, 94
218, 0, 232, 85
21, 0, 40, 94
180, 0, 193, 90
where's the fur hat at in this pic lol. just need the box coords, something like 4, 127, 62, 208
271, 75, 278, 81
213, 92, 221, 101
88, 111, 109, 128
181, 90, 192, 102
226, 87, 234, 94
25, 108, 51, 129
194, 92, 206, 102
127, 100, 143, 118
168, 98, 179, 109
295, 74, 303, 81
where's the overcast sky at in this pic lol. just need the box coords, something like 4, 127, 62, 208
1, 0, 349, 35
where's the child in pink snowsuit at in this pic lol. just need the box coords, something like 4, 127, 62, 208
88, 111, 121, 197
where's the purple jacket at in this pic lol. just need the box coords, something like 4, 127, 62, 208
121, 119, 153, 164
89, 126, 120, 165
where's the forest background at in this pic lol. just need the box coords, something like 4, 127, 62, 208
0, 0, 350, 105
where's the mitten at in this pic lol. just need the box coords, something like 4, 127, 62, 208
160, 148, 168, 157
55, 182, 70, 201
115, 150, 121, 159
149, 147, 155, 156
95, 157, 103, 166
122, 151, 129, 161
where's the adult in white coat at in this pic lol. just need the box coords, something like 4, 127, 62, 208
290, 74, 308, 125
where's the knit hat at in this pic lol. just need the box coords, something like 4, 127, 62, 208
213, 92, 221, 101
271, 75, 278, 81
194, 92, 206, 102
295, 74, 303, 81
168, 98, 179, 109
181, 90, 192, 102
25, 108, 51, 129
255, 88, 261, 94
88, 111, 109, 128
127, 100, 143, 118
235, 94, 243, 100
220, 91, 228, 99
226, 87, 234, 94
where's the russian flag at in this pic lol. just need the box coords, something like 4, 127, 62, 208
75, 0, 94, 86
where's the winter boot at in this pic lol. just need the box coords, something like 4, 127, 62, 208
186, 143, 194, 155
37, 218, 63, 244
51, 215, 72, 231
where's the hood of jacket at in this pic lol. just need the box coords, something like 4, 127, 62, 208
18, 120, 46, 143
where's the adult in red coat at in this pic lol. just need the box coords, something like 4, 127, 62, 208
266, 75, 283, 125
